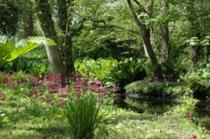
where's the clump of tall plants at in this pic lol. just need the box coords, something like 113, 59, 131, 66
65, 92, 100, 139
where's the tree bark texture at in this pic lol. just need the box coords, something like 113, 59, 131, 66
57, 0, 75, 74
35, 0, 64, 74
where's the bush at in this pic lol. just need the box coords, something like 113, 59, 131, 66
75, 58, 150, 88
182, 62, 210, 100
109, 58, 148, 89
65, 92, 100, 139
75, 58, 118, 81
125, 80, 191, 98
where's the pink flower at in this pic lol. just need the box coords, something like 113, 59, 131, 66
95, 90, 107, 95
112, 86, 117, 92
82, 82, 89, 87
91, 81, 102, 87
58, 85, 70, 96
47, 83, 60, 89
74, 84, 81, 89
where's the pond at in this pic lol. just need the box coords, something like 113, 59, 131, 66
125, 97, 210, 130
196, 101, 210, 130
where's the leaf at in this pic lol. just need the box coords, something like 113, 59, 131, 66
0, 36, 57, 67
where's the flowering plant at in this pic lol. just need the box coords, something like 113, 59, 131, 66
30, 72, 117, 105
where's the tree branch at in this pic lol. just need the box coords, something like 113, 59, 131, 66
133, 0, 148, 14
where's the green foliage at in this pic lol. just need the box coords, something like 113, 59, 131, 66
7, 50, 49, 76
0, 0, 19, 35
107, 106, 209, 139
75, 58, 149, 89
75, 58, 118, 81
166, 95, 198, 116
182, 61, 210, 98
65, 92, 100, 139
186, 36, 210, 47
0, 83, 210, 138
14, 71, 25, 82
0, 111, 9, 128
0, 72, 3, 85
125, 81, 191, 97
0, 36, 56, 67
109, 58, 148, 88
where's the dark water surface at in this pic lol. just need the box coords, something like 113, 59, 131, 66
196, 101, 210, 130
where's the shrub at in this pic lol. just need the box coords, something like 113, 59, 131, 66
75, 58, 118, 81
182, 62, 210, 100
109, 58, 147, 89
125, 80, 191, 98
75, 58, 150, 88
65, 92, 100, 139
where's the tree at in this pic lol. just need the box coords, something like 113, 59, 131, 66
160, 0, 170, 65
57, 0, 75, 73
185, 0, 210, 71
35, 0, 64, 74
126, 0, 163, 80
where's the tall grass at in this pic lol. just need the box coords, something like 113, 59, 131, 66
65, 92, 100, 139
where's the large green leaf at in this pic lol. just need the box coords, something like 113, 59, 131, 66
0, 36, 56, 67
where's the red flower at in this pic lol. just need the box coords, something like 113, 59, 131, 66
74, 84, 81, 89
82, 82, 89, 87
95, 90, 107, 95
91, 81, 102, 87
112, 86, 117, 93
58, 85, 70, 96
47, 83, 60, 89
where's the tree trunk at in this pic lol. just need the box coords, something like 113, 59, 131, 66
35, 0, 63, 74
160, 25, 169, 62
186, 0, 201, 72
206, 46, 210, 60
191, 46, 199, 71
142, 28, 163, 80
127, 0, 163, 80
160, 0, 170, 65
57, 0, 75, 74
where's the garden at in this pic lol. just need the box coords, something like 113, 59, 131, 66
1, 0, 210, 139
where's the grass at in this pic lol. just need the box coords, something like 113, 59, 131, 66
0, 82, 210, 139
65, 92, 100, 139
